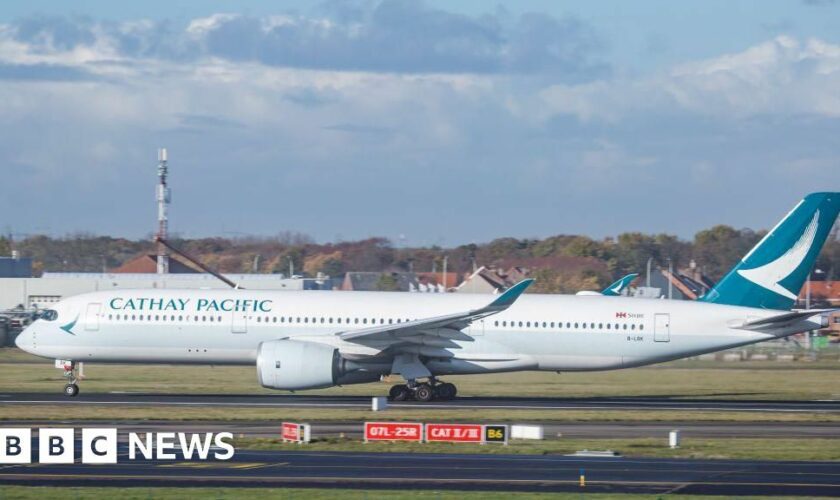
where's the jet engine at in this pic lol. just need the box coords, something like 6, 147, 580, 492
256, 339, 381, 390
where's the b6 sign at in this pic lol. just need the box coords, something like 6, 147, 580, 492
364, 422, 423, 442
426, 424, 483, 443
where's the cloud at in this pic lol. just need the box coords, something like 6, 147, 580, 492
0, 6, 836, 242
0, 62, 98, 81
3, 1, 607, 80
537, 36, 840, 122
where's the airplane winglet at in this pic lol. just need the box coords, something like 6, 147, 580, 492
488, 279, 534, 309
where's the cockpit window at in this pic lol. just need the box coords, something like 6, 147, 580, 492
40, 310, 59, 321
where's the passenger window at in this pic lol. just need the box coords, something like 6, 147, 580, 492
542, 322, 547, 328
623, 324, 628, 330
639, 324, 644, 330
590, 323, 595, 329
606, 323, 611, 329
582, 323, 587, 329
598, 323, 603, 329
550, 322, 555, 328
631, 324, 636, 330
574, 322, 578, 329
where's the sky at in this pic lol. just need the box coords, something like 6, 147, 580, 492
0, 0, 838, 246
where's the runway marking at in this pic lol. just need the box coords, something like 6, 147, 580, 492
0, 471, 839, 490
1, 399, 837, 413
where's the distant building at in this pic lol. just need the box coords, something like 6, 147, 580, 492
0, 255, 32, 278
414, 272, 462, 291
341, 272, 420, 292
636, 267, 714, 300
455, 267, 511, 294
0, 273, 309, 310
798, 281, 840, 308
110, 254, 199, 274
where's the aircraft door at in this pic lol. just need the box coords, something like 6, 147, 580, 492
84, 303, 101, 331
654, 313, 670, 342
232, 312, 248, 334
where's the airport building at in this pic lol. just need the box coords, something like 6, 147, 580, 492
0, 272, 310, 311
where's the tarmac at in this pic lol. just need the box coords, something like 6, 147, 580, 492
2, 392, 840, 412
1, 448, 838, 496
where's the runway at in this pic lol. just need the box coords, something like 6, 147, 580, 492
4, 419, 839, 440
2, 392, 840, 412
1, 448, 838, 496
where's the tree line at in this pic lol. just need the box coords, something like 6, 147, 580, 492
2, 225, 838, 294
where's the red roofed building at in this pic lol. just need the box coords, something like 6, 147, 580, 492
798, 281, 840, 307
110, 255, 200, 274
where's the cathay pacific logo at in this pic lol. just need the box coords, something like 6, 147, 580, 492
60, 315, 79, 336
737, 210, 820, 300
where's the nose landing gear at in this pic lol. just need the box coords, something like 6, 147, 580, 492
387, 378, 456, 402
61, 361, 80, 397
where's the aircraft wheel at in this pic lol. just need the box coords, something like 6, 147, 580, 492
439, 383, 457, 400
63, 383, 79, 397
389, 384, 410, 401
414, 383, 434, 402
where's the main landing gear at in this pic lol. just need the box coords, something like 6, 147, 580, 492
62, 361, 80, 397
388, 378, 457, 402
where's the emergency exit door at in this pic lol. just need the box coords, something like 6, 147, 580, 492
654, 313, 670, 342
84, 303, 101, 331
231, 312, 248, 334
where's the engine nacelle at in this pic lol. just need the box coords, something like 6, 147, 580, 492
257, 339, 341, 390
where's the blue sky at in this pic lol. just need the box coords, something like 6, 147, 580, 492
0, 1, 838, 245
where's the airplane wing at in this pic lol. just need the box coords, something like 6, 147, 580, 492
339, 279, 533, 343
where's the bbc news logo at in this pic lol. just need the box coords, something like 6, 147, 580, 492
0, 428, 235, 464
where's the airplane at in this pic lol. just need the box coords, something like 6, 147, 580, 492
15, 192, 840, 401
576, 273, 639, 296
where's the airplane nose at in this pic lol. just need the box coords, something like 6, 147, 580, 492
15, 326, 35, 353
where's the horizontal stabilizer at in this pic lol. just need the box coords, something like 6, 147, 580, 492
731, 309, 833, 333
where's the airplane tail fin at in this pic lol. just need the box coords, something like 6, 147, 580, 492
602, 273, 639, 296
701, 192, 840, 310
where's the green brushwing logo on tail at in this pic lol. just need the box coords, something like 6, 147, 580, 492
702, 192, 840, 310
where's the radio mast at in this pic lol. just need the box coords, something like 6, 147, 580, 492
156, 148, 170, 274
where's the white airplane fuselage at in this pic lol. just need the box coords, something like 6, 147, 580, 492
16, 288, 809, 376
